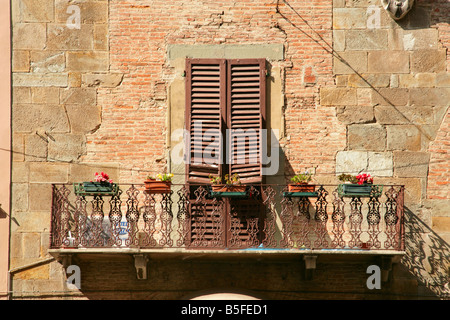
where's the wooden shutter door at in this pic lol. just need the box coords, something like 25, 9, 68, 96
185, 59, 227, 248
185, 59, 226, 184
227, 59, 266, 185
226, 59, 266, 248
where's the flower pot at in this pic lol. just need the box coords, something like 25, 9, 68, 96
338, 184, 382, 197
288, 184, 316, 193
211, 184, 246, 193
210, 184, 248, 198
74, 181, 118, 196
144, 180, 171, 194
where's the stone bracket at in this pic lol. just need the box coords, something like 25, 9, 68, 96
303, 255, 318, 280
133, 254, 149, 280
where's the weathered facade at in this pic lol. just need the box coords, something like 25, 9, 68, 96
4, 0, 449, 300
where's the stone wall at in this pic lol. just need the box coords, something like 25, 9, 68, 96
9, 0, 449, 299
330, 0, 449, 242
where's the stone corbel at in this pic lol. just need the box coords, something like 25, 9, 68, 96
133, 254, 149, 280
303, 255, 318, 280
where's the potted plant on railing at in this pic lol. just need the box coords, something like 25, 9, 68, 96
74, 172, 119, 196
337, 173, 382, 197
288, 172, 315, 193
144, 173, 173, 194
209, 173, 247, 197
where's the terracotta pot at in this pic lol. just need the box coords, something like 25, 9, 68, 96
211, 184, 247, 193
144, 180, 171, 194
288, 184, 316, 193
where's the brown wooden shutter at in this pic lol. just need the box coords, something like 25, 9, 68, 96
227, 59, 266, 185
185, 59, 226, 184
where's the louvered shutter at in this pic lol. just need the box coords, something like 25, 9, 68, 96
227, 59, 266, 184
185, 59, 226, 184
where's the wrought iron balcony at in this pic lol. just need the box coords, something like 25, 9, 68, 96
50, 183, 405, 253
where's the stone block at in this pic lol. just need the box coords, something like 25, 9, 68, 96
336, 150, 393, 177
375, 105, 434, 125
94, 24, 108, 50
410, 88, 450, 107
432, 217, 450, 233
436, 73, 450, 87
168, 44, 285, 60
12, 134, 25, 162
394, 151, 429, 178
24, 134, 48, 162
13, 87, 32, 104
399, 73, 437, 88
12, 50, 30, 72
13, 210, 50, 233
60, 87, 97, 105
346, 29, 388, 51
82, 73, 123, 88
55, 0, 109, 24
13, 104, 70, 133
333, 30, 345, 52
29, 162, 69, 183
13, 73, 68, 87
368, 51, 409, 74
12, 162, 29, 183
347, 74, 390, 88
423, 199, 450, 218
14, 264, 49, 280
388, 29, 439, 51
20, 0, 54, 22
371, 88, 409, 106
67, 51, 109, 72
12, 183, 29, 212
336, 105, 374, 124
320, 88, 357, 105
65, 104, 101, 133
411, 49, 446, 73
386, 125, 421, 151
69, 162, 120, 183
47, 134, 86, 162
29, 184, 53, 212
376, 177, 423, 205
47, 24, 94, 50
367, 152, 393, 177
333, 8, 367, 29
333, 51, 367, 74
31, 87, 60, 104
69, 72, 82, 87
13, 23, 47, 50
335, 150, 368, 175
348, 124, 386, 151
22, 233, 41, 259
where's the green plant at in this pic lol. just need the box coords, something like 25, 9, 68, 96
156, 173, 174, 182
209, 175, 222, 185
338, 173, 373, 185
225, 173, 241, 185
338, 173, 358, 184
290, 172, 312, 184
209, 173, 241, 185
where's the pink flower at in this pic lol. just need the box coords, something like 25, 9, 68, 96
94, 172, 113, 183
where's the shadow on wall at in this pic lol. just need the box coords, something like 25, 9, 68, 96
402, 208, 450, 299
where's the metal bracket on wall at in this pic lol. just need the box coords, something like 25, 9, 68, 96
133, 254, 149, 280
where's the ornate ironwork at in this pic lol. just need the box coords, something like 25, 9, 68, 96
50, 183, 406, 252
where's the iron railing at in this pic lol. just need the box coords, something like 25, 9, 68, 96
50, 184, 405, 251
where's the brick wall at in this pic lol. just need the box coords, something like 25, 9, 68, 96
9, 0, 449, 299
